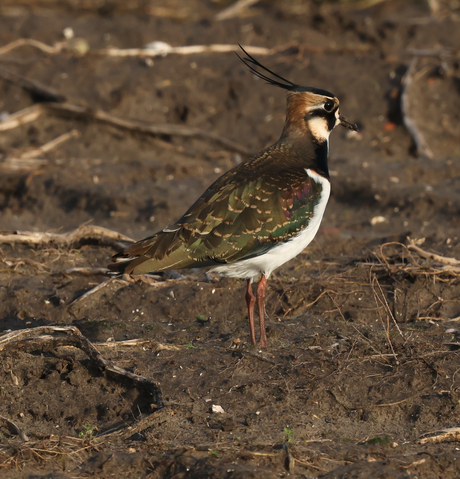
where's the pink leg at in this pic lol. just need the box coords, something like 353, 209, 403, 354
246, 279, 256, 345
256, 275, 268, 348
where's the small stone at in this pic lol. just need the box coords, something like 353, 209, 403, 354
371, 216, 386, 226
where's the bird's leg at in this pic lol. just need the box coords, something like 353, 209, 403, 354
245, 279, 257, 345
256, 275, 268, 348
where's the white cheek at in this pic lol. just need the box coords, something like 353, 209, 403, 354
308, 117, 330, 142
334, 109, 341, 127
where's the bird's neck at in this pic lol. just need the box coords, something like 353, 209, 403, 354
277, 126, 330, 180
311, 141, 330, 179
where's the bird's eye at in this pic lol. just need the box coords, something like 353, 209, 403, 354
324, 100, 335, 112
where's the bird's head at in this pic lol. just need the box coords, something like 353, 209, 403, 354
283, 89, 357, 143
237, 45, 358, 144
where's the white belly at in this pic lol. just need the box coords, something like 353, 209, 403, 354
211, 169, 331, 282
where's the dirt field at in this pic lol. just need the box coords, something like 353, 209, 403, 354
1, 0, 460, 477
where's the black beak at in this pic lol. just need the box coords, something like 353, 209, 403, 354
339, 115, 359, 132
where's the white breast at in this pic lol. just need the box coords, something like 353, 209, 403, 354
211, 169, 331, 282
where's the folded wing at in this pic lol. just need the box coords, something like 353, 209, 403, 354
110, 160, 324, 275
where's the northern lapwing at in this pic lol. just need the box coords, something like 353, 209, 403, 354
109, 45, 357, 348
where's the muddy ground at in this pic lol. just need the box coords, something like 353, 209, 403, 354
0, 0, 460, 477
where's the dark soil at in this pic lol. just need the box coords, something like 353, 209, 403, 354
1, 0, 460, 477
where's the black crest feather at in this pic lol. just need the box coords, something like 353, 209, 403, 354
237, 44, 335, 99
237, 44, 297, 91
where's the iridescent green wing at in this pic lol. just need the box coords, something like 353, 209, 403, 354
178, 168, 324, 263
114, 166, 324, 275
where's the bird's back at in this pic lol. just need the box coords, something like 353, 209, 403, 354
109, 139, 328, 277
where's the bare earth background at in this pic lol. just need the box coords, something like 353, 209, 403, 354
1, 0, 460, 477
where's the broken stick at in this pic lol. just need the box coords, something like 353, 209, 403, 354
408, 237, 460, 266
215, 0, 261, 21
0, 224, 134, 249
1, 130, 81, 171
0, 104, 43, 132
0, 415, 29, 442
0, 325, 164, 411
47, 102, 252, 155
0, 65, 66, 102
0, 101, 251, 155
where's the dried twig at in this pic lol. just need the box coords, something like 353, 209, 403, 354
407, 238, 460, 266
64, 267, 109, 275
0, 37, 272, 58
0, 325, 164, 411
0, 435, 102, 469
0, 37, 370, 63
215, 0, 261, 21
283, 289, 336, 318
438, 265, 460, 273
99, 43, 271, 59
419, 427, 460, 444
103, 42, 370, 57
68, 275, 181, 306
94, 338, 181, 351
401, 58, 434, 159
402, 458, 427, 469
0, 65, 66, 102
0, 101, 250, 154
69, 279, 114, 306
0, 415, 29, 442
373, 276, 404, 338
368, 241, 460, 279
371, 276, 398, 361
292, 457, 329, 472
283, 442, 296, 473
20, 130, 80, 160
96, 407, 168, 440
0, 224, 134, 248
405, 48, 453, 57
1, 130, 80, 171
47, 102, 251, 155
68, 276, 166, 306
0, 104, 43, 131
0, 157, 48, 172
360, 261, 460, 276
0, 38, 64, 56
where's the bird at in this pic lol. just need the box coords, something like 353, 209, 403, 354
108, 45, 357, 348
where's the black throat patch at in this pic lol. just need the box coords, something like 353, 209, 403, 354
313, 141, 330, 179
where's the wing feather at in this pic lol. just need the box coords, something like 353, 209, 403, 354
110, 145, 327, 275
